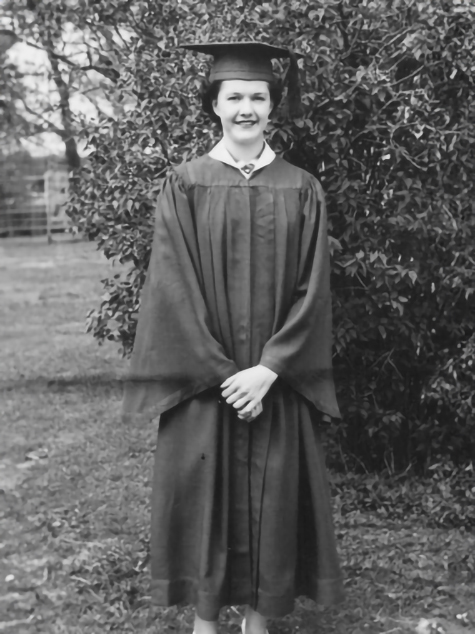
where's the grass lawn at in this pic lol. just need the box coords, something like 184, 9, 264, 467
0, 238, 474, 634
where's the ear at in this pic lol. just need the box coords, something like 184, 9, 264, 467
212, 98, 220, 118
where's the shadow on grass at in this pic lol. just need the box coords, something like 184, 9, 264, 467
0, 373, 123, 395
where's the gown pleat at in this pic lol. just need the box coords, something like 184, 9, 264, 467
150, 381, 344, 620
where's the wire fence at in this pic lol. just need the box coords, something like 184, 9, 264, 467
0, 153, 71, 240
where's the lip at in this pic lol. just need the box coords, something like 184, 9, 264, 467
235, 121, 257, 126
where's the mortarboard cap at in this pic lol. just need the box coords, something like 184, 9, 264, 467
181, 41, 303, 117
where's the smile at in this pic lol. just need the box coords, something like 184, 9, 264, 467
236, 121, 257, 127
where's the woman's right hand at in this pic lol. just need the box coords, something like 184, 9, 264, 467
237, 401, 263, 422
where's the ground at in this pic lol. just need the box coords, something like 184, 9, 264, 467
0, 238, 474, 634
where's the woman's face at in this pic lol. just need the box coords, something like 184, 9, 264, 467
212, 80, 273, 146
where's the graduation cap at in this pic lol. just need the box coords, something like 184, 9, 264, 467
181, 41, 302, 117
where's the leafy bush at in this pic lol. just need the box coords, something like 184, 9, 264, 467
67, 0, 475, 471
330, 462, 475, 530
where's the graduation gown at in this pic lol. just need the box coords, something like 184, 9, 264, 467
122, 153, 345, 619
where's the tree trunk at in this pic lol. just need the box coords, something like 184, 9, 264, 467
46, 44, 81, 170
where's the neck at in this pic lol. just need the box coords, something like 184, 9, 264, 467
222, 135, 265, 163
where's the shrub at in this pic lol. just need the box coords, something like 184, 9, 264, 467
67, 0, 475, 471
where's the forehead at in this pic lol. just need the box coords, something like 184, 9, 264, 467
219, 79, 270, 95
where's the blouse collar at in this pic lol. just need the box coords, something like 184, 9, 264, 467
208, 138, 276, 179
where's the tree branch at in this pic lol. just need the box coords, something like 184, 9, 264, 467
17, 96, 65, 135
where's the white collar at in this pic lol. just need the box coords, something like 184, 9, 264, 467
208, 138, 276, 179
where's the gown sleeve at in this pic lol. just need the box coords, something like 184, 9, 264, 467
121, 172, 239, 422
259, 177, 341, 420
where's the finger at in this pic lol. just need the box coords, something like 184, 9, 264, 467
238, 402, 261, 421
250, 404, 263, 420
221, 384, 240, 398
232, 396, 251, 410
238, 411, 252, 421
246, 399, 262, 413
225, 391, 245, 405
220, 374, 238, 389
238, 400, 258, 415
240, 409, 259, 423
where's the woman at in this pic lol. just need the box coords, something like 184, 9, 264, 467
123, 42, 344, 634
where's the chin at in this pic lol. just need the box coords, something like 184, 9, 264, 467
235, 134, 260, 144
231, 129, 262, 144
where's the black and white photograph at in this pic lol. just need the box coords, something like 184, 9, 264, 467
1, 1, 474, 633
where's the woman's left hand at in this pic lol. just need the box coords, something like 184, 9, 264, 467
221, 365, 278, 420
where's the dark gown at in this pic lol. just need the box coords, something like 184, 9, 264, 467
122, 154, 345, 620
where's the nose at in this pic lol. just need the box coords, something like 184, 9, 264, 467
238, 97, 254, 117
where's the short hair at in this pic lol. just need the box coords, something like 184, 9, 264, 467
199, 78, 284, 124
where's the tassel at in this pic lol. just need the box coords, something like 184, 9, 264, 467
285, 50, 302, 119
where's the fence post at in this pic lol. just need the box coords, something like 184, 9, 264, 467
44, 167, 52, 244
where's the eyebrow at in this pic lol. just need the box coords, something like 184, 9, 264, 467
226, 92, 267, 97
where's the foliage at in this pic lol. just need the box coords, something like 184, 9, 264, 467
330, 461, 475, 530
0, 0, 118, 166
64, 0, 475, 471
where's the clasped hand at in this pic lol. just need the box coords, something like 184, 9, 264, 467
220, 365, 278, 422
